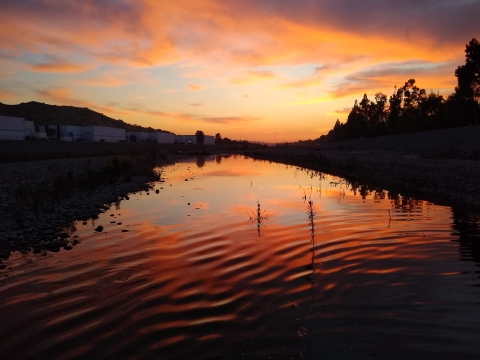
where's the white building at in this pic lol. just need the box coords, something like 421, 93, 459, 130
127, 131, 174, 143
82, 126, 126, 142
0, 116, 30, 140
204, 135, 215, 145
152, 132, 174, 143
126, 131, 152, 143
34, 125, 48, 140
58, 125, 84, 141
175, 134, 215, 145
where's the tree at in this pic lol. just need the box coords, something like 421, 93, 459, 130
215, 133, 222, 144
195, 130, 205, 144
454, 38, 480, 124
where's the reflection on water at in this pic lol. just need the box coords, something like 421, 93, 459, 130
1, 155, 480, 359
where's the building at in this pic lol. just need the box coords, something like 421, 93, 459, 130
0, 116, 31, 140
204, 135, 215, 145
34, 126, 48, 140
152, 132, 175, 143
82, 126, 125, 142
175, 134, 215, 145
58, 125, 84, 141
127, 131, 175, 143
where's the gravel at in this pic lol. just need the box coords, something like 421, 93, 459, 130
0, 156, 158, 259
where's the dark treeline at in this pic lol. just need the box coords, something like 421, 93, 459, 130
320, 38, 480, 143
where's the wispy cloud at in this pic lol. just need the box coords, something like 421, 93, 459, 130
31, 56, 93, 73
188, 84, 205, 91
0, 89, 19, 99
230, 70, 276, 85
279, 77, 321, 89
36, 87, 130, 116
128, 107, 259, 125
283, 96, 333, 106
326, 107, 351, 117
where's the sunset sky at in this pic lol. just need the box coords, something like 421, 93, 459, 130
0, 1, 479, 142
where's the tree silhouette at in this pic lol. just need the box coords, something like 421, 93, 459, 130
318, 38, 479, 144
454, 38, 480, 124
215, 133, 222, 144
195, 130, 205, 144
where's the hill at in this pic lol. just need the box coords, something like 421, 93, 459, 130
0, 101, 172, 133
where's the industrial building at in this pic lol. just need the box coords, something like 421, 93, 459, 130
57, 125, 125, 142
175, 134, 215, 145
0, 115, 36, 140
126, 131, 175, 143
1, 115, 215, 145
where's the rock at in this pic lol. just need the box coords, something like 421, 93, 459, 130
155, 189, 159, 194
121, 229, 129, 232
95, 225, 104, 232
117, 222, 122, 225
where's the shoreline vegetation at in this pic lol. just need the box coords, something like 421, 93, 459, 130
245, 147, 480, 211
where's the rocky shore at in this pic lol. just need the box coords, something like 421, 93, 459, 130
0, 156, 166, 262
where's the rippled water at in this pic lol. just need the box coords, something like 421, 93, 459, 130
1, 155, 479, 359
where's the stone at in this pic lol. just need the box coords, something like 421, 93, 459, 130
95, 225, 104, 232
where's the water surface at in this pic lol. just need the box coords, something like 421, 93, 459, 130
1, 155, 479, 359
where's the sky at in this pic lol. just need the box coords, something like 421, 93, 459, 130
0, 0, 479, 142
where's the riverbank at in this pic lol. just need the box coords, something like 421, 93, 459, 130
0, 154, 179, 261
244, 148, 480, 212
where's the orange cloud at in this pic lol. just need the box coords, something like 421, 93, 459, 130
36, 87, 130, 116
327, 108, 351, 117
188, 84, 205, 91
0, 89, 19, 99
31, 61, 92, 73
230, 70, 276, 85
127, 107, 259, 125
279, 78, 322, 89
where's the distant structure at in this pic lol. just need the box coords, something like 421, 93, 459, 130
0, 115, 43, 140
175, 134, 215, 145
57, 125, 126, 142
0, 116, 216, 144
126, 131, 175, 143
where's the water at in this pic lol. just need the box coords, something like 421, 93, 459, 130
1, 155, 479, 359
